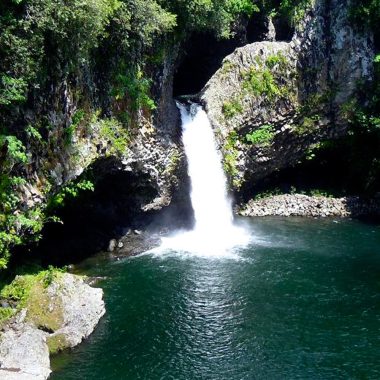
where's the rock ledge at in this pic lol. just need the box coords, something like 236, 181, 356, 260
0, 273, 105, 380
239, 194, 380, 218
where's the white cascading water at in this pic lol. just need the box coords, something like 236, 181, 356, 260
160, 102, 248, 256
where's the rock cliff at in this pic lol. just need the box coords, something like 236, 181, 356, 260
200, 0, 374, 191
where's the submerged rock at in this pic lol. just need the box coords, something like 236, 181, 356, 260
0, 272, 105, 379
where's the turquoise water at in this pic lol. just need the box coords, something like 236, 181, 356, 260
51, 217, 380, 379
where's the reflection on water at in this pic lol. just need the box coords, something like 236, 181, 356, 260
51, 217, 380, 380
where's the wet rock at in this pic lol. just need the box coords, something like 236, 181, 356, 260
107, 239, 117, 252
239, 194, 380, 218
109, 231, 162, 259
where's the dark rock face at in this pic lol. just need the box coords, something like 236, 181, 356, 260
173, 31, 247, 97
200, 0, 374, 192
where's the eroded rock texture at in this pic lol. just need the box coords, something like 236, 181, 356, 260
201, 0, 374, 191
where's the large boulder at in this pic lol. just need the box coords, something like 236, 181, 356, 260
0, 272, 105, 380
200, 0, 374, 190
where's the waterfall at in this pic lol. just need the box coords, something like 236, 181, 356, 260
159, 102, 248, 256
178, 102, 233, 234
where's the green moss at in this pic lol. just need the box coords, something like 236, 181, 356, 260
246, 124, 275, 146
222, 98, 243, 119
47, 333, 70, 355
163, 149, 181, 176
26, 280, 64, 332
293, 115, 320, 135
220, 60, 237, 76
223, 131, 242, 188
0, 267, 65, 308
98, 118, 129, 156
265, 53, 288, 70
0, 307, 15, 326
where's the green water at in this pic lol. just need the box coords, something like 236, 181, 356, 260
51, 217, 380, 379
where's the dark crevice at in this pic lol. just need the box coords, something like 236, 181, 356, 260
21, 170, 160, 267
173, 31, 246, 96
246, 12, 269, 42
37, 325, 55, 334
273, 16, 294, 42
237, 134, 380, 204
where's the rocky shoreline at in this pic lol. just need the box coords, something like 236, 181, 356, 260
0, 273, 105, 380
238, 194, 380, 218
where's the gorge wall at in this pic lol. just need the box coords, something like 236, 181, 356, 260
0, 0, 377, 267
201, 0, 374, 193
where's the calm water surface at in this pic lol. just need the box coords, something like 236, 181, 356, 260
51, 217, 380, 379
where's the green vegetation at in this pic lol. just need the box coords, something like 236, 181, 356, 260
160, 0, 257, 38
253, 187, 334, 200
255, 0, 314, 26
47, 333, 70, 355
246, 125, 275, 146
48, 179, 95, 210
0, 0, 378, 271
111, 66, 156, 119
163, 149, 181, 176
223, 131, 241, 187
337, 53, 380, 194
220, 60, 237, 76
277, 0, 314, 25
244, 52, 292, 102
0, 266, 66, 328
222, 52, 293, 119
222, 98, 243, 119
265, 53, 288, 69
349, 0, 380, 31
293, 115, 320, 135
0, 307, 15, 324
0, 133, 45, 269
253, 188, 282, 200
0, 267, 65, 304
0, 0, 255, 270
243, 66, 282, 101
98, 118, 129, 156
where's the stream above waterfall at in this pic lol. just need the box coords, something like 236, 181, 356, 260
51, 217, 380, 379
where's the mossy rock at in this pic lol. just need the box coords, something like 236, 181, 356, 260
1, 269, 66, 332
25, 281, 64, 332
0, 307, 15, 328
47, 333, 70, 355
